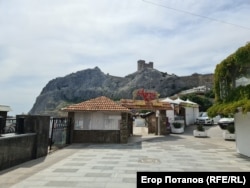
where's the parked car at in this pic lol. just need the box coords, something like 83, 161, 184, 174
218, 117, 234, 130
196, 112, 220, 125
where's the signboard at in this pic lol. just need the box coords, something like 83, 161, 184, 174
133, 88, 159, 102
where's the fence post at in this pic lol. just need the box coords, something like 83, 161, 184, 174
16, 117, 25, 134
66, 118, 72, 144
49, 118, 55, 151
0, 116, 4, 135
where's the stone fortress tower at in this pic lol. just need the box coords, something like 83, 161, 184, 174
137, 60, 154, 71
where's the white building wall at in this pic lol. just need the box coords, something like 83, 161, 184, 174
185, 107, 199, 126
194, 108, 200, 122
235, 112, 250, 157
74, 111, 121, 130
185, 107, 193, 126
166, 109, 175, 123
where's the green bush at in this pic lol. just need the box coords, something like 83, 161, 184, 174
227, 124, 235, 134
197, 124, 205, 131
208, 42, 250, 117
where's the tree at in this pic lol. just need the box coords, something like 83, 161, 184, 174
180, 94, 213, 112
208, 42, 250, 117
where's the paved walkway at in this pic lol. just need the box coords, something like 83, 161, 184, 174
1, 125, 250, 188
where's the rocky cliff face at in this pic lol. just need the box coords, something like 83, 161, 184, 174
29, 66, 213, 116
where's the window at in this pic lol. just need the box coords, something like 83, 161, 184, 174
74, 112, 121, 130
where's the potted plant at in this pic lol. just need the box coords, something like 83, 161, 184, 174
193, 124, 207, 137
170, 121, 184, 134
197, 124, 205, 131
223, 124, 236, 141
227, 124, 235, 134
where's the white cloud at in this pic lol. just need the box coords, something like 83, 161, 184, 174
0, 0, 250, 115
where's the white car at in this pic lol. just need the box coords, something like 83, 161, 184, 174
218, 117, 234, 130
196, 112, 221, 125
196, 112, 214, 125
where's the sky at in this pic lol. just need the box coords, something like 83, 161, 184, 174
0, 0, 250, 116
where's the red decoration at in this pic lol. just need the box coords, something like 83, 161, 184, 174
136, 89, 158, 102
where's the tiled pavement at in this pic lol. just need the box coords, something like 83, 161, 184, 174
1, 125, 250, 188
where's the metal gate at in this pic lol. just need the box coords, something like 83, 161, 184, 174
49, 117, 72, 150
0, 117, 16, 134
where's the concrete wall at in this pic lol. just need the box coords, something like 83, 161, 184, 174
235, 112, 250, 157
133, 126, 148, 136
0, 115, 50, 171
16, 115, 50, 158
0, 133, 36, 171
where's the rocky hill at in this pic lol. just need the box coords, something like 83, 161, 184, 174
29, 66, 213, 116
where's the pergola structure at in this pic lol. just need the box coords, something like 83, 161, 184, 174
119, 99, 172, 111
119, 98, 173, 135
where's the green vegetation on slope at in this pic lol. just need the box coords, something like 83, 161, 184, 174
208, 42, 250, 117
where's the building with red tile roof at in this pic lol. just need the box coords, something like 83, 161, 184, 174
62, 96, 172, 144
62, 96, 131, 143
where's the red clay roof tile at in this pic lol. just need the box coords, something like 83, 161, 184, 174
62, 96, 130, 112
